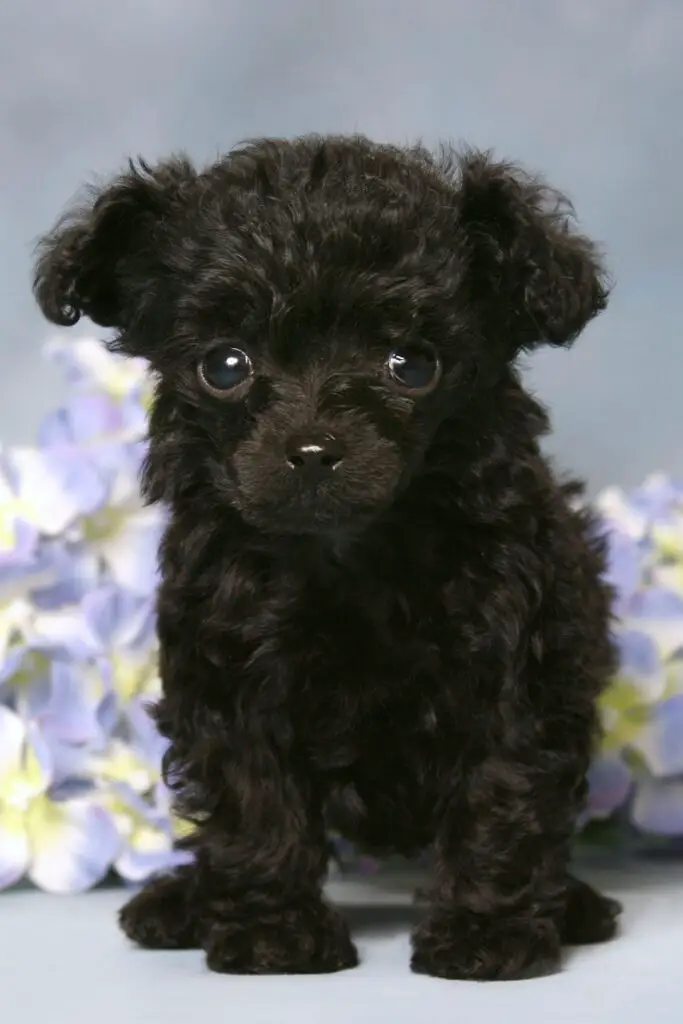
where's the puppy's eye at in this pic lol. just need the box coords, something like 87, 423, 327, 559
198, 345, 253, 396
386, 342, 441, 394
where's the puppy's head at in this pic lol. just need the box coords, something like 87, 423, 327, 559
33, 136, 608, 538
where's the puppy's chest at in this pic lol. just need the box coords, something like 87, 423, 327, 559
255, 572, 447, 733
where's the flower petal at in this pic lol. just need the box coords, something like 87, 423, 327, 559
115, 828, 191, 884
29, 540, 102, 611
108, 649, 159, 710
40, 661, 103, 745
586, 755, 633, 818
0, 713, 52, 807
8, 446, 108, 534
650, 562, 683, 594
0, 705, 25, 780
87, 440, 146, 509
603, 529, 641, 614
120, 389, 150, 436
0, 596, 32, 656
42, 739, 98, 787
616, 628, 661, 677
95, 510, 163, 597
80, 585, 148, 651
628, 474, 683, 524
621, 588, 683, 660
39, 393, 125, 448
45, 336, 149, 397
0, 805, 30, 889
26, 794, 120, 894
29, 606, 99, 660
0, 515, 38, 566
613, 629, 666, 702
628, 587, 683, 620
594, 487, 648, 542
652, 518, 683, 561
126, 697, 168, 768
15, 661, 52, 719
631, 778, 683, 836
22, 723, 54, 799
92, 740, 157, 794
599, 680, 647, 751
0, 645, 27, 685
97, 690, 120, 737
631, 695, 683, 777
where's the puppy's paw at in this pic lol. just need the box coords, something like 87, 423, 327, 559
119, 869, 201, 950
560, 875, 621, 945
411, 909, 561, 981
203, 898, 358, 975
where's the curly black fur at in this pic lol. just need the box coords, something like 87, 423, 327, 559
34, 135, 620, 979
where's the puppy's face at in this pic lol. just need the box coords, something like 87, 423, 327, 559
164, 305, 450, 536
33, 136, 608, 538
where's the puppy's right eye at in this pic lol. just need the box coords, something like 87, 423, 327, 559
198, 345, 253, 396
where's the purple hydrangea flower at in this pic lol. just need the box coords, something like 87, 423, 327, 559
586, 755, 633, 820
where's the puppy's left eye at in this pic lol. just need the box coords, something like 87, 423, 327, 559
386, 342, 441, 394
198, 344, 253, 396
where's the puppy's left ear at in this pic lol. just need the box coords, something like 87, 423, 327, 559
32, 156, 197, 342
457, 152, 609, 351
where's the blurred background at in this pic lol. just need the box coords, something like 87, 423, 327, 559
1, 0, 681, 491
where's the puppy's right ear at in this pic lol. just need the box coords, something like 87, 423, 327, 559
456, 150, 609, 352
33, 156, 196, 331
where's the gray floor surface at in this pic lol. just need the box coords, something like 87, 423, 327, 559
1, 860, 682, 1024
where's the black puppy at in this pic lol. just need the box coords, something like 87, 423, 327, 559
33, 135, 620, 980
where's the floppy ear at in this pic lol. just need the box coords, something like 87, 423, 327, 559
457, 151, 609, 350
33, 156, 197, 333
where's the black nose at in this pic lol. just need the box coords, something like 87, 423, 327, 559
285, 434, 344, 472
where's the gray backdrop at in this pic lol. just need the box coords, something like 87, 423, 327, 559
2, 0, 681, 492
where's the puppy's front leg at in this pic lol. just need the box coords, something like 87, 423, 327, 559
122, 701, 357, 973
411, 746, 570, 980
411, 531, 621, 980
120, 622, 357, 974
412, 754, 619, 979
195, 748, 358, 975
